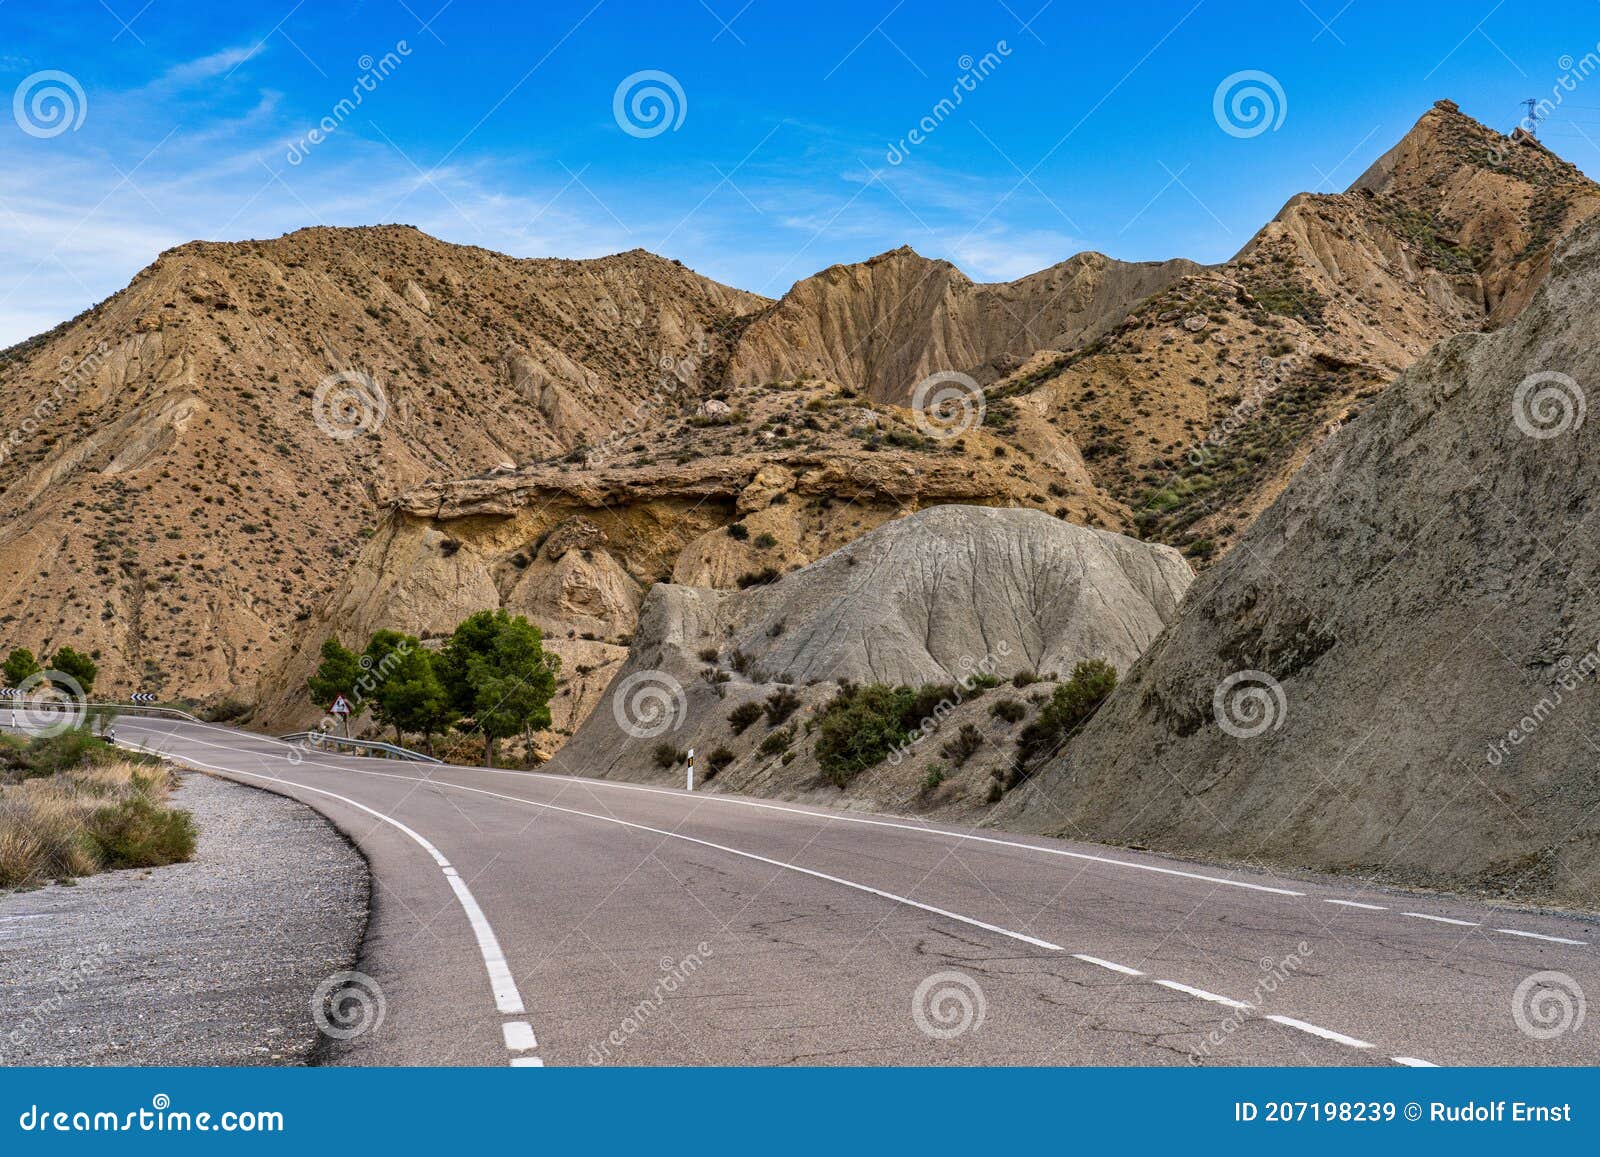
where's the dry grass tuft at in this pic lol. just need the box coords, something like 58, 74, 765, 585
0, 750, 196, 889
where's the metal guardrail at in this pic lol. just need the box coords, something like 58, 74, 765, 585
2, 698, 442, 764
276, 731, 443, 764
0, 699, 202, 722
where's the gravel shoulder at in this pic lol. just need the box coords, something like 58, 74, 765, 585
0, 769, 368, 1066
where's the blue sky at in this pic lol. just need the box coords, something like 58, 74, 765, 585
3, 0, 1600, 345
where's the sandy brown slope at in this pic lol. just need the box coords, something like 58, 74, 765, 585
0, 225, 764, 698
993, 209, 1600, 907
997, 101, 1600, 565
254, 375, 1128, 738
724, 247, 1199, 402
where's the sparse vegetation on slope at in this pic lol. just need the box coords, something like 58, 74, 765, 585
0, 730, 196, 889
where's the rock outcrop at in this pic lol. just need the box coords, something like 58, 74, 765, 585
993, 210, 1600, 906
552, 505, 1191, 818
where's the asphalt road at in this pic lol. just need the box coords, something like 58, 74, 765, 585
59, 715, 1600, 1066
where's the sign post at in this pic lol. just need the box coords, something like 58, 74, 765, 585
330, 694, 352, 738
686, 747, 695, 792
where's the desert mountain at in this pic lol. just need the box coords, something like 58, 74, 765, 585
0, 100, 1591, 738
994, 210, 1600, 906
0, 226, 764, 698
724, 247, 1199, 401
991, 101, 1600, 563
551, 505, 1191, 818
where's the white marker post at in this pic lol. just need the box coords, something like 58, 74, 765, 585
686, 747, 695, 792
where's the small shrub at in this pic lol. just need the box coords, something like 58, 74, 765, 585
727, 702, 764, 735
763, 688, 801, 726
726, 522, 749, 540
940, 723, 984, 766
758, 727, 794, 757
990, 698, 1026, 724
1011, 670, 1039, 688
705, 746, 735, 779
921, 762, 948, 793
90, 791, 197, 870
754, 532, 778, 549
652, 743, 684, 769
1015, 659, 1118, 773
696, 647, 721, 663
736, 567, 781, 589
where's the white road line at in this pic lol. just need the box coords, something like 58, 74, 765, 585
1323, 899, 1387, 910
1402, 912, 1479, 927
510, 1057, 545, 1067
1495, 928, 1588, 946
113, 714, 1304, 897
119, 738, 538, 1063
1155, 979, 1254, 1012
468, 758, 1308, 896
1392, 1056, 1438, 1067
1265, 1015, 1372, 1049
502, 1021, 538, 1051
1072, 953, 1145, 977
126, 724, 1427, 1066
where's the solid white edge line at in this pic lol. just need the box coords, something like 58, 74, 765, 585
1402, 912, 1479, 927
1072, 953, 1145, 977
510, 1057, 545, 1067
100, 714, 1305, 897
120, 739, 530, 1025
1323, 899, 1388, 910
1154, 979, 1254, 1012
121, 722, 1421, 1065
1265, 1015, 1373, 1049
1392, 1056, 1438, 1067
1495, 928, 1588, 946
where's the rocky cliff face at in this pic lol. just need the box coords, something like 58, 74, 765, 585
551, 505, 1191, 818
998, 101, 1600, 565
993, 211, 1600, 907
724, 247, 1199, 402
255, 378, 1128, 736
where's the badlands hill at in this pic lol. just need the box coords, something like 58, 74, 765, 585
0, 225, 762, 698
995, 210, 1600, 907
0, 100, 1591, 743
724, 247, 1199, 401
552, 505, 1191, 818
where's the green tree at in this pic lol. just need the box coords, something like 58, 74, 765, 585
373, 642, 457, 751
443, 611, 559, 766
436, 610, 502, 716
49, 646, 97, 696
471, 622, 559, 766
307, 637, 361, 711
360, 630, 414, 740
2, 647, 40, 687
